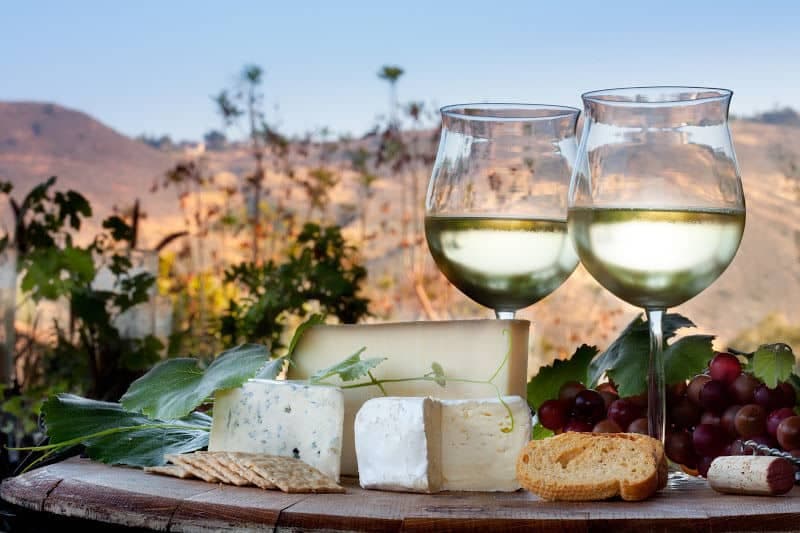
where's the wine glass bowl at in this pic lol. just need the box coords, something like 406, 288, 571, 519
425, 103, 581, 318
567, 87, 746, 441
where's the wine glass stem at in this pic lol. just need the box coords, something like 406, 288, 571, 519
495, 310, 515, 320
646, 307, 666, 443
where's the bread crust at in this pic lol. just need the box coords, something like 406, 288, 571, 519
516, 432, 665, 501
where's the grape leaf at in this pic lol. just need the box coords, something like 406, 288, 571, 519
664, 335, 714, 385
256, 314, 324, 379
34, 394, 210, 467
749, 343, 795, 388
532, 422, 554, 440
604, 333, 713, 398
120, 343, 268, 420
588, 313, 697, 396
430, 362, 446, 387
308, 347, 387, 384
526, 344, 598, 410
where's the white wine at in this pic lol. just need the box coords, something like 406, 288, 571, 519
425, 216, 578, 312
568, 207, 745, 308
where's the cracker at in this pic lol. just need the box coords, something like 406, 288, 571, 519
197, 452, 252, 487
221, 452, 277, 489
165, 453, 222, 483
144, 464, 195, 479
236, 454, 345, 493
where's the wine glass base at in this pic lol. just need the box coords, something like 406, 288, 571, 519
666, 462, 699, 489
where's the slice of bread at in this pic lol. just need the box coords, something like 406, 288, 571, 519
516, 432, 666, 501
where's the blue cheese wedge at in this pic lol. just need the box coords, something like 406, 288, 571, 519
208, 379, 344, 481
354, 396, 531, 492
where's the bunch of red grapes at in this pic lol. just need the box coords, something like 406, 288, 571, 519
537, 352, 800, 477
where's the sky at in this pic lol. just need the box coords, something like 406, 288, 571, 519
2, 0, 799, 141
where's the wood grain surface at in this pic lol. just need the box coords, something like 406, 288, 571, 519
2, 457, 800, 532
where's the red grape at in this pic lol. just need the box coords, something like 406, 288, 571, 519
777, 416, 800, 450
558, 381, 586, 405
754, 384, 783, 411
592, 419, 623, 433
688, 375, 712, 406
729, 373, 760, 404
778, 382, 797, 408
667, 381, 688, 403
563, 419, 594, 433
607, 399, 642, 430
701, 411, 722, 427
721, 404, 742, 436
596, 382, 617, 394
572, 389, 606, 423
665, 430, 695, 465
699, 380, 730, 413
709, 352, 742, 385
669, 397, 700, 429
767, 407, 795, 437
693, 424, 728, 457
627, 393, 648, 408
627, 417, 649, 435
598, 390, 618, 411
538, 399, 568, 430
697, 456, 715, 477
734, 404, 767, 438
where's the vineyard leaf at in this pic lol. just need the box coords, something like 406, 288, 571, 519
664, 335, 715, 385
256, 314, 324, 379
527, 344, 597, 410
750, 343, 795, 388
38, 394, 210, 467
588, 313, 696, 393
120, 344, 268, 420
532, 422, 554, 440
308, 348, 386, 383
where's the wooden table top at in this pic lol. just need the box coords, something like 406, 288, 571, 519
2, 457, 800, 532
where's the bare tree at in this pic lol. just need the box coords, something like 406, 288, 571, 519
377, 65, 404, 130
213, 64, 269, 263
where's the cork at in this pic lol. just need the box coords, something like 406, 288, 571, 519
707, 456, 795, 496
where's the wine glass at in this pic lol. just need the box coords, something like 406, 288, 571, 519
567, 87, 746, 442
425, 103, 581, 319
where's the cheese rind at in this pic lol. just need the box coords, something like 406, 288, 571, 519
288, 319, 529, 475
208, 379, 344, 481
354, 396, 531, 492
440, 396, 532, 491
355, 397, 441, 492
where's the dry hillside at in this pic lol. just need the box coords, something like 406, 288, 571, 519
1, 101, 798, 372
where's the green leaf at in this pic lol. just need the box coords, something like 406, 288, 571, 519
120, 344, 269, 420
256, 314, 324, 379
286, 314, 324, 360
431, 362, 446, 387
527, 344, 597, 410
532, 422, 554, 440
308, 348, 387, 384
750, 343, 795, 388
664, 335, 715, 385
588, 313, 696, 396
33, 394, 210, 467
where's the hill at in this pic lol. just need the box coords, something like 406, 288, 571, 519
1, 101, 798, 372
0, 102, 177, 245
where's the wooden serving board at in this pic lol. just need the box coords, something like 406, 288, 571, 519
2, 457, 800, 532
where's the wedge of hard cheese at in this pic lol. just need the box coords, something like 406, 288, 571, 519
355, 396, 531, 492
287, 319, 529, 475
209, 379, 344, 481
